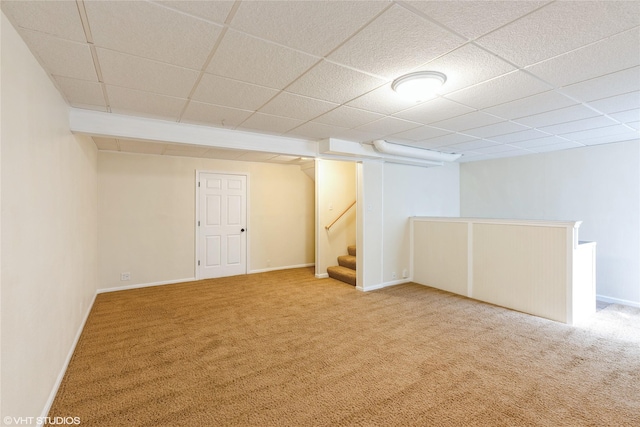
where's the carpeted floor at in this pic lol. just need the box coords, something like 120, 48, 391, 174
48, 267, 640, 426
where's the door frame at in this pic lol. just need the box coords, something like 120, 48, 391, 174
195, 170, 250, 280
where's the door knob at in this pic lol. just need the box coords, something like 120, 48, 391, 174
241, 228, 245, 232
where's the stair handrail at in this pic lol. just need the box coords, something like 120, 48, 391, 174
325, 200, 356, 230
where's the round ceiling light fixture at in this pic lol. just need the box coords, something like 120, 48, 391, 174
391, 71, 447, 102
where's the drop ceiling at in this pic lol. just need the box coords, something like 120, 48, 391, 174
2, 0, 639, 163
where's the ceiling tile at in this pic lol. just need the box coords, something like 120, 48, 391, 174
85, 0, 222, 69
106, 86, 186, 121
285, 121, 350, 140
201, 148, 245, 161
238, 113, 305, 135
531, 142, 585, 153
489, 129, 554, 144
313, 106, 384, 129
286, 61, 385, 104
286, 60, 386, 104
69, 104, 109, 113
484, 90, 577, 120
525, 28, 640, 87
18, 29, 97, 81
559, 67, 640, 103
229, 1, 389, 56
538, 116, 619, 135
419, 44, 516, 95
445, 70, 552, 110
408, 0, 547, 40
118, 139, 166, 155
560, 124, 639, 142
513, 105, 601, 128
7, 0, 638, 164
420, 133, 478, 148
98, 48, 199, 98
511, 136, 574, 149
236, 152, 280, 162
155, 1, 235, 24
258, 92, 338, 121
328, 4, 465, 79
1, 0, 86, 42
163, 143, 211, 157
394, 97, 475, 125
446, 139, 500, 152
588, 91, 640, 114
354, 117, 422, 136
610, 109, 640, 124
474, 144, 524, 155
181, 101, 253, 128
578, 131, 640, 146
430, 111, 504, 132
388, 126, 451, 142
346, 84, 426, 115
53, 76, 105, 108
463, 121, 529, 139
207, 29, 318, 90
192, 74, 279, 111
476, 1, 640, 67
92, 137, 119, 151
478, 149, 533, 159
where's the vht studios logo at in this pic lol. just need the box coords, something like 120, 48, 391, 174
3, 416, 81, 425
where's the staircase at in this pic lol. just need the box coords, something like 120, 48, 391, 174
327, 245, 356, 286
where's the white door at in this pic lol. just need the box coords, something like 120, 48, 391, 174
197, 172, 247, 279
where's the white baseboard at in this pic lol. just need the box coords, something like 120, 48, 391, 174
39, 292, 97, 427
97, 277, 196, 294
315, 273, 329, 279
249, 263, 314, 274
357, 278, 410, 292
596, 294, 640, 308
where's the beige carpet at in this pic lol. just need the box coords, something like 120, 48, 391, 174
48, 267, 640, 426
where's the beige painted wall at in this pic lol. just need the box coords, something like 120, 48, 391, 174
383, 162, 460, 284
316, 159, 356, 276
98, 151, 314, 289
1, 12, 98, 419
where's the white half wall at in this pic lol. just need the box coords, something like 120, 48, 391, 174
98, 151, 314, 290
460, 141, 640, 306
1, 12, 98, 420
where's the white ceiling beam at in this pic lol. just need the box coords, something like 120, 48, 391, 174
68, 108, 318, 157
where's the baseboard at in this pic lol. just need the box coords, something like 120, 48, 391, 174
315, 273, 329, 279
357, 278, 410, 292
596, 294, 640, 308
249, 263, 314, 274
38, 292, 97, 427
97, 277, 196, 294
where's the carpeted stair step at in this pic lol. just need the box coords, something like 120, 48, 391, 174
327, 265, 356, 286
337, 255, 356, 270
347, 245, 356, 256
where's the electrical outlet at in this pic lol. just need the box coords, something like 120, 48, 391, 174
402, 269, 408, 278
120, 272, 131, 281
392, 272, 397, 279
